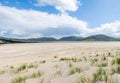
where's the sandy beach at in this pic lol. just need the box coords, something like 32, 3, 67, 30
0, 42, 120, 83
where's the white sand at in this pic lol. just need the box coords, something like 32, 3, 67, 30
0, 42, 120, 83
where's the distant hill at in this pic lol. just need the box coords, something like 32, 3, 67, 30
0, 34, 120, 43
0, 40, 4, 44
59, 36, 83, 41
0, 37, 31, 43
80, 34, 119, 41
26, 37, 58, 42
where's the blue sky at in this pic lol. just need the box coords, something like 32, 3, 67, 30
0, 0, 120, 38
75, 0, 120, 28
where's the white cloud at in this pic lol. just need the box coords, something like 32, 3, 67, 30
0, 5, 87, 38
36, 0, 80, 13
0, 5, 120, 38
83, 21, 120, 38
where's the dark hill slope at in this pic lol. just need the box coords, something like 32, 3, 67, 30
80, 34, 119, 41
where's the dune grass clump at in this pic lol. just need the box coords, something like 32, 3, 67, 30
30, 71, 43, 78
11, 76, 27, 83
69, 69, 75, 75
101, 55, 107, 61
27, 63, 38, 69
11, 64, 27, 74
10, 66, 14, 69
60, 57, 81, 62
96, 54, 99, 57
0, 70, 5, 75
54, 56, 58, 58
11, 63, 39, 74
27, 64, 34, 68
40, 60, 46, 64
97, 62, 108, 67
116, 58, 120, 65
91, 58, 98, 65
116, 65, 120, 73
69, 67, 81, 75
11, 71, 43, 83
91, 58, 98, 63
71, 58, 78, 62
108, 52, 111, 56
110, 66, 120, 74
107, 52, 114, 57
93, 68, 107, 82
111, 59, 116, 65
16, 64, 27, 73
75, 76, 91, 83
60, 58, 74, 62
114, 65, 120, 74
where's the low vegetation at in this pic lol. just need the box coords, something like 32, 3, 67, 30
0, 70, 5, 75
116, 58, 120, 65
0, 47, 120, 83
69, 67, 81, 75
11, 76, 26, 83
60, 57, 82, 62
11, 71, 43, 83
16, 64, 27, 73
93, 68, 107, 82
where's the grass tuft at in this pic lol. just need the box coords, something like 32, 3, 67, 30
116, 58, 120, 65
69, 67, 81, 75
93, 68, 107, 82
11, 76, 27, 83
16, 64, 27, 73
0, 70, 5, 75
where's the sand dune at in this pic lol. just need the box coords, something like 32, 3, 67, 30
0, 42, 120, 83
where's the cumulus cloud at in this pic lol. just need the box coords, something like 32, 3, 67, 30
0, 5, 87, 38
0, 5, 120, 38
36, 0, 80, 13
90, 21, 120, 38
